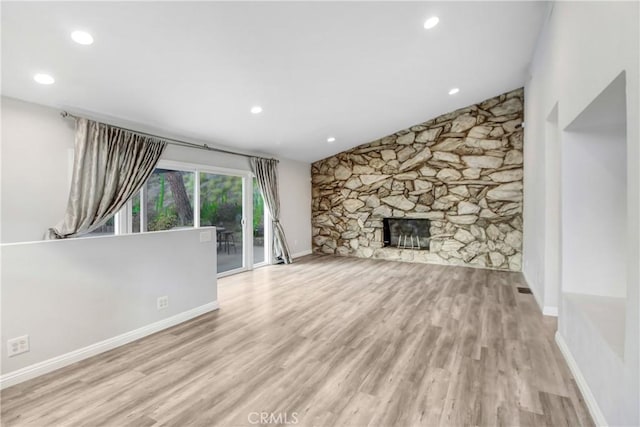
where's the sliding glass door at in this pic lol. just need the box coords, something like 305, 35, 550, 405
200, 172, 244, 274
112, 160, 268, 276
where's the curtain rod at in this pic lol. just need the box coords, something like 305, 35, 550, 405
60, 111, 278, 163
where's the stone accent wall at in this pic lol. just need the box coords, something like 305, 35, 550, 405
311, 88, 524, 271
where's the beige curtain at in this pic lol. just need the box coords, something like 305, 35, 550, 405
250, 157, 292, 264
46, 118, 166, 239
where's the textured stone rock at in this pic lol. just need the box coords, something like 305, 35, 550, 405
335, 165, 352, 180
503, 119, 521, 133
449, 185, 470, 198
434, 185, 448, 198
415, 127, 442, 142
509, 133, 523, 150
350, 239, 359, 250
396, 132, 416, 145
504, 150, 523, 165
490, 127, 505, 137
311, 88, 523, 272
391, 180, 405, 191
480, 208, 499, 219
509, 253, 522, 270
462, 168, 482, 179
504, 230, 523, 249
344, 177, 362, 190
372, 205, 392, 217
442, 240, 465, 252
397, 146, 416, 162
490, 98, 522, 116
498, 202, 521, 216
467, 126, 492, 139
486, 182, 523, 202
399, 148, 432, 171
436, 168, 462, 182
454, 229, 475, 244
312, 174, 333, 184
451, 114, 477, 132
414, 180, 433, 191
431, 138, 463, 152
381, 195, 415, 211
367, 158, 385, 169
353, 165, 375, 175
489, 252, 506, 267
433, 151, 461, 163
486, 224, 503, 241
470, 224, 486, 241
447, 215, 478, 225
360, 174, 391, 185
343, 199, 365, 213
461, 155, 504, 169
418, 192, 434, 206
457, 201, 481, 215
489, 169, 523, 182
336, 246, 350, 256
419, 166, 438, 177
380, 150, 396, 161
395, 172, 419, 181
478, 139, 505, 150
414, 211, 446, 220
366, 195, 381, 208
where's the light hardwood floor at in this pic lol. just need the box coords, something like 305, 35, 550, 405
1, 255, 593, 427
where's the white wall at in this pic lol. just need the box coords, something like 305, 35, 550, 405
0, 96, 312, 256
279, 157, 312, 257
1, 98, 74, 243
523, 2, 639, 425
1, 228, 217, 385
562, 126, 627, 297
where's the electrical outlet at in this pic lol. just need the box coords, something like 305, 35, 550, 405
7, 335, 29, 357
157, 296, 169, 310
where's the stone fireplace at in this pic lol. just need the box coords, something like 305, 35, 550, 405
311, 88, 524, 271
383, 218, 430, 250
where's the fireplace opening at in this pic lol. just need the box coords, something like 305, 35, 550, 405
383, 218, 430, 250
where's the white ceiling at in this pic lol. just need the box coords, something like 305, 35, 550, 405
1, 1, 547, 162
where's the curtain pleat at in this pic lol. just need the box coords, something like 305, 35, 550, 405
250, 157, 293, 264
45, 118, 167, 239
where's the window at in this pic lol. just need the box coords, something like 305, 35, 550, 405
200, 172, 243, 273
145, 169, 194, 231
85, 216, 115, 237
253, 178, 266, 265
94, 160, 268, 275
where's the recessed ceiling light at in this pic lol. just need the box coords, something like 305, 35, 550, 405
71, 30, 94, 45
33, 73, 55, 85
327, 137, 336, 143
424, 16, 440, 29
448, 87, 460, 95
251, 106, 263, 114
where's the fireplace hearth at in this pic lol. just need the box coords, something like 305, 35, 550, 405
383, 218, 430, 250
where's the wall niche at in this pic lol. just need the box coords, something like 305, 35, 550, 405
311, 88, 524, 271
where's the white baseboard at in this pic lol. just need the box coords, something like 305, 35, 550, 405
292, 249, 312, 259
0, 301, 219, 390
543, 306, 558, 317
554, 332, 608, 427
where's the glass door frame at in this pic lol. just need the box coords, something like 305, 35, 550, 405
251, 177, 271, 269
126, 159, 269, 277
113, 158, 271, 276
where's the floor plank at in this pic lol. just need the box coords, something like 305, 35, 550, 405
1, 255, 594, 426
